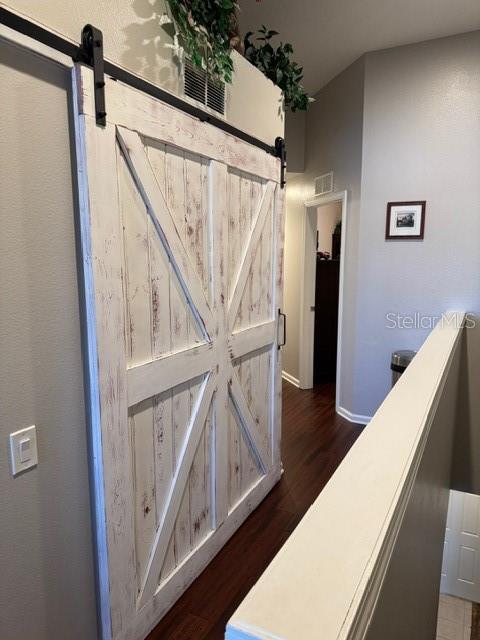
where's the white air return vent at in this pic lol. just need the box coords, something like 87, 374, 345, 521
184, 58, 226, 116
314, 171, 334, 196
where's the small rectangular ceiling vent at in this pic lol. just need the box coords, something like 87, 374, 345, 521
314, 171, 334, 196
184, 58, 226, 116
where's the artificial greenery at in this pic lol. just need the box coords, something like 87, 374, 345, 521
164, 0, 240, 83
244, 26, 312, 112
162, 4, 312, 111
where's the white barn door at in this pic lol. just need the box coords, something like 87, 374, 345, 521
73, 65, 285, 640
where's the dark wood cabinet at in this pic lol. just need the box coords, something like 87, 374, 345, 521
313, 257, 340, 384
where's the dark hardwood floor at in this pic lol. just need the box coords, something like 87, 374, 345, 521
147, 381, 363, 640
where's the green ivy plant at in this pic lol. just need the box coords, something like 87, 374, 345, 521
164, 0, 240, 83
244, 26, 312, 112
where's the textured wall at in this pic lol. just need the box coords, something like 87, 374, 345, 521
355, 30, 480, 416
0, 42, 98, 639
283, 31, 480, 420
282, 57, 365, 406
285, 110, 306, 174
2, 1, 283, 145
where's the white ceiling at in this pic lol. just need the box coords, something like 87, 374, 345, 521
239, 0, 480, 94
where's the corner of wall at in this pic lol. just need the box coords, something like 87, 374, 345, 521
285, 110, 306, 173
228, 51, 284, 145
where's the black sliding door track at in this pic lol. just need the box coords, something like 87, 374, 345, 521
0, 6, 282, 160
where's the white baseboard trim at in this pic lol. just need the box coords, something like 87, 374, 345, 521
282, 370, 300, 388
337, 405, 372, 426
281, 375, 372, 424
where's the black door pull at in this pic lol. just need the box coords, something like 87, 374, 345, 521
278, 309, 287, 349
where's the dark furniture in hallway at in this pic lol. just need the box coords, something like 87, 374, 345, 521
313, 257, 340, 384
147, 382, 363, 640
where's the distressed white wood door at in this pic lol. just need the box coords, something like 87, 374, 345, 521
73, 65, 285, 640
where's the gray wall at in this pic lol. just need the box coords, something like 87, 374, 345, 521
285, 110, 306, 174
283, 30, 480, 420
282, 57, 365, 411
354, 31, 480, 417
0, 42, 98, 639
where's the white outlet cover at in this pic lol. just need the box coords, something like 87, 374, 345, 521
9, 425, 38, 476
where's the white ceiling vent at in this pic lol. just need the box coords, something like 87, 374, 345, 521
314, 172, 334, 196
184, 58, 226, 116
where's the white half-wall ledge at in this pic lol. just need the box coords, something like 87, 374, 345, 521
226, 312, 465, 640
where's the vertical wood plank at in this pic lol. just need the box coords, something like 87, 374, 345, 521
147, 144, 172, 359
173, 382, 192, 565
257, 188, 274, 468
239, 361, 258, 495
228, 405, 242, 509
186, 376, 207, 550
212, 160, 229, 526
184, 151, 210, 549
154, 393, 175, 582
159, 535, 176, 583
236, 173, 250, 329
237, 174, 250, 495
247, 178, 262, 324
118, 149, 152, 366
237, 174, 253, 494
118, 144, 159, 591
165, 146, 192, 567
247, 177, 263, 484
201, 158, 211, 304
260, 184, 274, 324
131, 399, 156, 591
250, 220, 263, 326
184, 151, 207, 298
227, 170, 242, 508
146, 142, 177, 582
150, 226, 174, 533
204, 405, 213, 531
189, 429, 207, 546
184, 151, 204, 346
227, 171, 241, 301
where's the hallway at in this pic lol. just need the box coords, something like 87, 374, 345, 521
147, 382, 364, 640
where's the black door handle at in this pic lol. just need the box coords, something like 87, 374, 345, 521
278, 309, 286, 349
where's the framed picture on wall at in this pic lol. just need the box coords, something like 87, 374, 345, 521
385, 201, 426, 240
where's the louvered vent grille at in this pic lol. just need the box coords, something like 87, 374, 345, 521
184, 58, 226, 116
206, 79, 225, 115
314, 172, 334, 196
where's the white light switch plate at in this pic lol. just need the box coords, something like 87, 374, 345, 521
9, 425, 38, 475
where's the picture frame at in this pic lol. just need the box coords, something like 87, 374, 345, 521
385, 201, 426, 240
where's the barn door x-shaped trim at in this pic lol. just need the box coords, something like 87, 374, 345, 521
116, 126, 277, 607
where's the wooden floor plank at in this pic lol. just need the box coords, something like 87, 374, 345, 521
146, 381, 364, 640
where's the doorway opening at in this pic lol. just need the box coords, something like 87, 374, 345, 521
314, 200, 342, 385
299, 191, 348, 415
